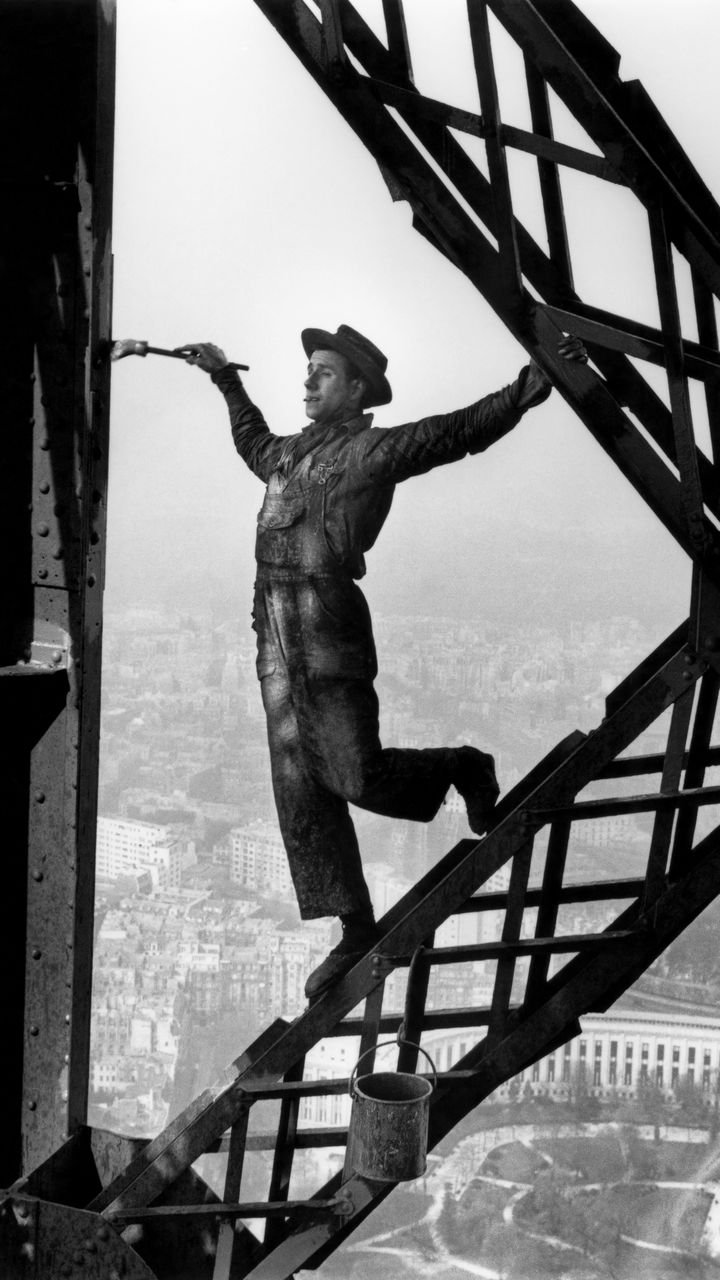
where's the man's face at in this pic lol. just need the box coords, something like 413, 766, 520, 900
304, 348, 361, 425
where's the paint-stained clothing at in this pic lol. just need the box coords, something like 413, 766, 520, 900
212, 364, 549, 917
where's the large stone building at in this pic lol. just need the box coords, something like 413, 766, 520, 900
96, 816, 196, 889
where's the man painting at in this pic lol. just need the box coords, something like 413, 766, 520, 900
182, 325, 585, 997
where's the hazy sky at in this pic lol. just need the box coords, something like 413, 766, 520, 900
106, 0, 720, 637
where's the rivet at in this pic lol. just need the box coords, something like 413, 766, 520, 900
706, 635, 720, 652
27, 1100, 37, 1111
52, 546, 64, 560
682, 671, 693, 682
37, 568, 48, 580
87, 574, 96, 587
684, 654, 694, 666
84, 1241, 97, 1254
16, 1205, 29, 1220
37, 524, 49, 537
34, 790, 45, 804
29, 1025, 39, 1037
52, 650, 63, 664
32, 870, 44, 882
64, 1053, 70, 1064
39, 481, 50, 494
83, 266, 91, 277
96, 1227, 110, 1241
65, 1012, 71, 1023
40, 437, 50, 450
32, 948, 41, 960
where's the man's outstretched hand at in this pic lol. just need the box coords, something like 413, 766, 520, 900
176, 342, 229, 374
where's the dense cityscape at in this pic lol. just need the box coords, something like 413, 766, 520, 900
90, 604, 720, 1276
90, 606, 686, 1129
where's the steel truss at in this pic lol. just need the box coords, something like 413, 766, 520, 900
6, 1, 720, 1278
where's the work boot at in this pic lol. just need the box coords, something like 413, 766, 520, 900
454, 745, 500, 835
304, 914, 381, 1002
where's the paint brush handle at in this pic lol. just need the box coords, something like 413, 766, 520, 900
152, 345, 250, 371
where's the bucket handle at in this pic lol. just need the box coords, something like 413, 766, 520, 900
349, 1038, 437, 1098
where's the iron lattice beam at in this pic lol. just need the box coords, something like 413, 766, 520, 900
0, 0, 115, 1181
254, 0, 720, 596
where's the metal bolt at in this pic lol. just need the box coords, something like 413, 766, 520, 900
52, 546, 64, 560
52, 650, 63, 664
96, 1227, 110, 1242
32, 870, 43, 882
40, 437, 50, 450
27, 1100, 37, 1111
34, 790, 45, 804
39, 481, 50, 494
16, 1204, 29, 1220
32, 948, 41, 960
682, 671, 693, 682
37, 523, 49, 537
29, 1025, 39, 1037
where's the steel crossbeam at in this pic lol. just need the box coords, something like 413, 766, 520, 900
255, 0, 720, 596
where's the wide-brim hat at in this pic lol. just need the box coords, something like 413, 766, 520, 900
301, 323, 392, 407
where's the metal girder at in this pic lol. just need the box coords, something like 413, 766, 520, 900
253, 0, 720, 607
0, 0, 115, 1182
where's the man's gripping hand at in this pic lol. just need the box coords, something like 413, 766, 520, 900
176, 342, 229, 374
521, 333, 588, 409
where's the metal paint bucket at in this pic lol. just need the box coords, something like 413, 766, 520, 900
346, 1041, 436, 1182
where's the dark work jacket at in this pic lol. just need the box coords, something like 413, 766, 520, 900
212, 365, 549, 680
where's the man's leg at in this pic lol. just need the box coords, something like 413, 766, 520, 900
261, 669, 374, 921
296, 675, 499, 831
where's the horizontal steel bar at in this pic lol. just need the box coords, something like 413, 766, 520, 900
107, 1198, 340, 1222
0, 665, 68, 681
543, 302, 720, 383
209, 1128, 349, 1153
457, 876, 645, 914
235, 1067, 479, 1102
598, 746, 720, 778
329, 1005, 506, 1037
528, 783, 720, 823
421, 931, 632, 965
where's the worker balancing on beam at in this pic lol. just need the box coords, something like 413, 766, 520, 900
179, 325, 587, 999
